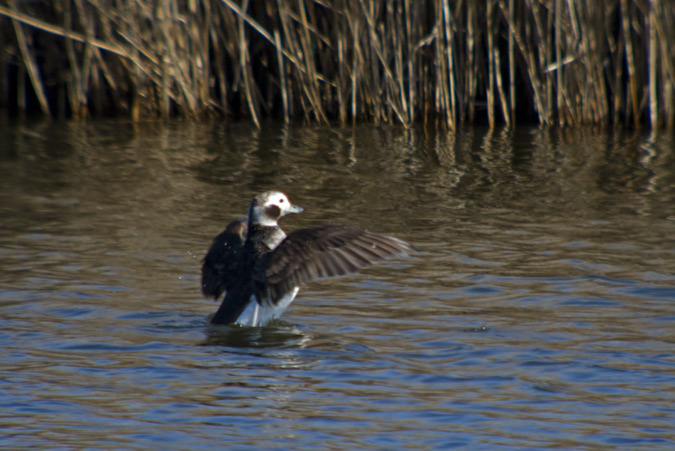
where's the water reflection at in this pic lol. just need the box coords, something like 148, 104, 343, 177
1, 119, 674, 449
202, 322, 312, 349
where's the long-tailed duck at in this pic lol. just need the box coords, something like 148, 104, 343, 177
201, 191, 415, 326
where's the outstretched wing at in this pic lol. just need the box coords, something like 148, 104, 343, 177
201, 218, 247, 299
253, 226, 415, 305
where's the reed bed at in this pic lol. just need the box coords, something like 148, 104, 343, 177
1, 0, 674, 128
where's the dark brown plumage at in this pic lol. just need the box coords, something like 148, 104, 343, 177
201, 218, 247, 299
253, 226, 416, 306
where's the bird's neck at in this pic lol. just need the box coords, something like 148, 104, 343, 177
246, 224, 287, 256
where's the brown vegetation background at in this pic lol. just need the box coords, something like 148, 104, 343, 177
1, 0, 673, 128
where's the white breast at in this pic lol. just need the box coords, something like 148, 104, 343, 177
235, 287, 300, 327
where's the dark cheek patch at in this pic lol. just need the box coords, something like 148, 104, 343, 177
265, 205, 282, 220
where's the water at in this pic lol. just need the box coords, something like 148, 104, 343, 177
1, 120, 674, 449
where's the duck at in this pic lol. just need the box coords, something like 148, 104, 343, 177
201, 191, 415, 326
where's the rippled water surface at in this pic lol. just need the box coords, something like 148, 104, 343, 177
1, 120, 674, 449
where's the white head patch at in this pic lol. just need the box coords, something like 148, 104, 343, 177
248, 191, 302, 226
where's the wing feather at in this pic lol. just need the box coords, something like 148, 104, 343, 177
201, 218, 247, 299
254, 226, 415, 305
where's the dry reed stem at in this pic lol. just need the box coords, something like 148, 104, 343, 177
275, 29, 289, 122
237, 0, 260, 127
351, 15, 359, 124
8, 1, 50, 116
648, 1, 657, 128
337, 30, 346, 123
555, 0, 563, 126
1, 0, 674, 127
508, 0, 515, 126
487, 0, 495, 128
466, 2, 476, 123
620, 0, 638, 127
441, 0, 455, 129
297, 0, 327, 124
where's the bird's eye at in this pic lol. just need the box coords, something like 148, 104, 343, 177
279, 198, 284, 203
